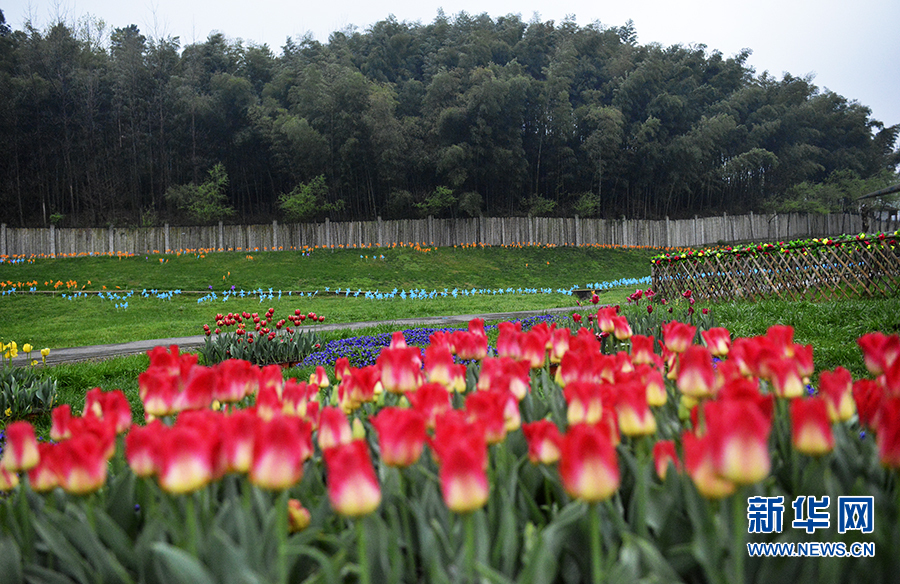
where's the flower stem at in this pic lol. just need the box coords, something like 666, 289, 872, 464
589, 502, 603, 584
464, 511, 476, 584
276, 490, 289, 584
184, 492, 199, 558
397, 468, 417, 579
731, 489, 746, 584
358, 517, 371, 584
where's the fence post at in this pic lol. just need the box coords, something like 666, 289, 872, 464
49, 224, 56, 257
324, 217, 331, 248
272, 220, 278, 250
164, 224, 170, 252
0, 223, 5, 256
574, 215, 580, 247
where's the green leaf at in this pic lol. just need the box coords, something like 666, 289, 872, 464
22, 565, 79, 584
0, 535, 24, 584
150, 542, 217, 584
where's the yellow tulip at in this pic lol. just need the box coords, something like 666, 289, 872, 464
41, 348, 50, 357
22, 343, 33, 354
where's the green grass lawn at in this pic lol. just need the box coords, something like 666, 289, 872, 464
1, 245, 652, 347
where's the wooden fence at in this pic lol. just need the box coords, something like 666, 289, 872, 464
2, 212, 898, 258
651, 236, 900, 302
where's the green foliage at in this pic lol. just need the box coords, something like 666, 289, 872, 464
572, 192, 602, 218
164, 164, 235, 225
762, 169, 898, 214
457, 191, 483, 217
3, 13, 897, 226
198, 325, 322, 367
0, 366, 58, 421
415, 186, 457, 218
277, 176, 344, 223
385, 190, 415, 219
521, 195, 557, 217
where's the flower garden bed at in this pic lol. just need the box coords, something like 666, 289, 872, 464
1, 308, 898, 583
651, 230, 900, 302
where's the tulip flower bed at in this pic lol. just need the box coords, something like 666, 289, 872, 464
1, 343, 56, 420
197, 308, 324, 367
2, 310, 899, 583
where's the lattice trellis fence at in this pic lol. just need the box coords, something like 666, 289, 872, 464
651, 233, 900, 302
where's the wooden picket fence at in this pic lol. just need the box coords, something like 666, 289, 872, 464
651, 237, 900, 302
3, 212, 899, 258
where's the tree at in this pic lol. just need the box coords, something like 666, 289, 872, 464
415, 185, 457, 217
164, 163, 235, 224
278, 175, 344, 222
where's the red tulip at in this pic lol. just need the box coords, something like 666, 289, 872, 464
220, 410, 258, 473
817, 367, 855, 422
250, 415, 311, 490
563, 381, 606, 425
451, 331, 487, 361
125, 420, 164, 477
705, 398, 771, 485
465, 390, 509, 444
858, 332, 900, 377
630, 334, 656, 366
496, 322, 523, 360
156, 425, 218, 494
406, 382, 452, 428
791, 397, 834, 456
477, 357, 530, 400
611, 315, 633, 341
682, 430, 735, 499
549, 327, 571, 364
676, 345, 716, 399
439, 442, 489, 513
424, 344, 466, 392
767, 357, 805, 399
596, 306, 617, 333
520, 330, 548, 369
50, 404, 74, 442
55, 434, 109, 495
323, 440, 381, 517
339, 365, 382, 410
522, 420, 562, 465
84, 388, 133, 434
214, 359, 258, 403
1, 421, 39, 472
377, 347, 424, 394
875, 397, 900, 468
701, 327, 731, 357
662, 321, 696, 354
558, 423, 620, 502
27, 443, 60, 492
371, 407, 427, 467
652, 440, 681, 480
615, 381, 657, 437
317, 406, 353, 450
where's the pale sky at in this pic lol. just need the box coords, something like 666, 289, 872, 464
7, 0, 900, 130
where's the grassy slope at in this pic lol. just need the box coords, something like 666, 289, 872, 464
0, 246, 652, 347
